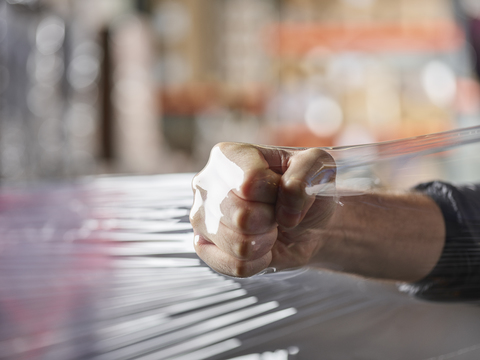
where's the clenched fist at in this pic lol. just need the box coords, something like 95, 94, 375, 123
190, 142, 337, 278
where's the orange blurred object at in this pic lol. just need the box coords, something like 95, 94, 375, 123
455, 78, 480, 115
159, 84, 268, 116
269, 124, 335, 148
265, 21, 465, 55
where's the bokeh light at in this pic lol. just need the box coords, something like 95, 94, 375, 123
0, 0, 478, 183
422, 60, 457, 108
304, 95, 343, 138
36, 16, 65, 55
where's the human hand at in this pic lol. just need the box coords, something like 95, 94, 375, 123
190, 142, 336, 277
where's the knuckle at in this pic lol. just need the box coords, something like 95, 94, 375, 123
189, 210, 202, 228
299, 149, 337, 184
239, 164, 255, 185
231, 260, 251, 278
238, 169, 257, 195
189, 209, 195, 223
190, 194, 204, 224
240, 170, 278, 203
282, 178, 308, 198
233, 206, 252, 232
192, 171, 204, 190
304, 147, 326, 158
215, 141, 240, 154
233, 205, 274, 234
320, 150, 336, 166
242, 168, 256, 185
214, 142, 228, 152
233, 237, 254, 260
302, 148, 336, 167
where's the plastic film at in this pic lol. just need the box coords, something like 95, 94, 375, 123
3, 171, 480, 359
190, 125, 480, 301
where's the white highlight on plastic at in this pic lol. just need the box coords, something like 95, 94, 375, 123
305, 182, 336, 196
191, 146, 244, 234
288, 346, 300, 355
227, 346, 299, 360
171, 339, 242, 360
134, 308, 297, 360
227, 349, 289, 360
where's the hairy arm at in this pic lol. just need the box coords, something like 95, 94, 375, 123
316, 191, 445, 282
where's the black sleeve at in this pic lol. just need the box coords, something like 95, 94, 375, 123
405, 181, 480, 301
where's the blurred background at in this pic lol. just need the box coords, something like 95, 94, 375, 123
1, 0, 480, 184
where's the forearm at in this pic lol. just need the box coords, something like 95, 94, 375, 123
313, 191, 446, 282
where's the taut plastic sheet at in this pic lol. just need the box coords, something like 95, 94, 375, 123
2, 126, 480, 359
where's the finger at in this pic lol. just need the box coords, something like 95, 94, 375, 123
275, 148, 336, 229
191, 143, 281, 255
220, 191, 276, 235
190, 142, 278, 235
192, 204, 277, 261
194, 233, 272, 277
217, 221, 277, 261
216, 142, 281, 204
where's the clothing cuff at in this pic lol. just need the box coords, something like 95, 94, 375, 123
403, 181, 480, 301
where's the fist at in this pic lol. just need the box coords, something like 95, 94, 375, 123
190, 142, 336, 277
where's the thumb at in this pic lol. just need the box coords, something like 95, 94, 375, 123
274, 148, 336, 229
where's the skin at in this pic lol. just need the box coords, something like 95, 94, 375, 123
190, 142, 446, 283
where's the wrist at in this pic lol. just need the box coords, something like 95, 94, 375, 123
310, 192, 446, 282
308, 201, 350, 272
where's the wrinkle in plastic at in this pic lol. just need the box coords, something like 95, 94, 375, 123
2, 164, 480, 359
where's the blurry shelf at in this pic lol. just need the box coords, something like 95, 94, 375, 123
265, 21, 465, 56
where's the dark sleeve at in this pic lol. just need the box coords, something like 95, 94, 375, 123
405, 181, 480, 301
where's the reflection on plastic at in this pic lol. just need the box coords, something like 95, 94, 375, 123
329, 125, 480, 169
227, 346, 300, 360
193, 125, 480, 201
192, 146, 245, 234
3, 174, 480, 359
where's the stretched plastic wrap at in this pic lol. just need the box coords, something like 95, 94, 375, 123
3, 126, 480, 359
190, 125, 480, 302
